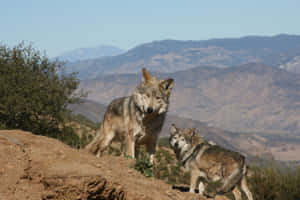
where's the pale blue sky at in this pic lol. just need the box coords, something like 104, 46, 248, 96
1, 0, 300, 57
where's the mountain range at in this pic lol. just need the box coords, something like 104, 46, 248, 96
67, 34, 300, 79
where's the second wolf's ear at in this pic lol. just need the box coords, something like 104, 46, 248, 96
142, 68, 154, 83
191, 128, 196, 137
170, 124, 177, 135
160, 78, 174, 94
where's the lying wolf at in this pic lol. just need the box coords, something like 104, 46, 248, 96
86, 68, 174, 162
169, 124, 253, 200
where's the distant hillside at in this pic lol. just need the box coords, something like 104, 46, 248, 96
68, 99, 107, 122
68, 34, 300, 79
55, 45, 124, 63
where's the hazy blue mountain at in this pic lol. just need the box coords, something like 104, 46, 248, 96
68, 34, 300, 79
55, 45, 125, 63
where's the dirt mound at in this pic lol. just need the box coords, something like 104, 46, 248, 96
0, 130, 228, 200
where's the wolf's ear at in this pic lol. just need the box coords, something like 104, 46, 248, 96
160, 78, 174, 93
191, 128, 196, 137
142, 68, 154, 83
170, 124, 177, 135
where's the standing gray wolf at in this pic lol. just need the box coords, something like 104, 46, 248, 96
169, 124, 253, 200
85, 68, 174, 162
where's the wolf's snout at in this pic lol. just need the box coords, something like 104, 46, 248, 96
174, 142, 179, 148
147, 107, 153, 114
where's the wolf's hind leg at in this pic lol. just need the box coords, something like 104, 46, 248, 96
216, 167, 242, 194
86, 126, 115, 157
85, 129, 102, 154
96, 130, 116, 157
241, 176, 253, 200
126, 136, 136, 159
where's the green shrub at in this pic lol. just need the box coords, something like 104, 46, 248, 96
55, 126, 81, 148
0, 122, 7, 130
0, 43, 86, 147
66, 113, 100, 130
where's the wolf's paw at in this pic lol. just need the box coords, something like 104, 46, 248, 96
204, 190, 217, 198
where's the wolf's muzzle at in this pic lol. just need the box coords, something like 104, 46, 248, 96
147, 107, 153, 114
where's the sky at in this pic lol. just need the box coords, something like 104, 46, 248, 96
1, 0, 300, 57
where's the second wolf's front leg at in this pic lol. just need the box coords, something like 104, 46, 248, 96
198, 181, 205, 196
189, 168, 199, 193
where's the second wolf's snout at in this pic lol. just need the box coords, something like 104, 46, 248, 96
174, 142, 179, 148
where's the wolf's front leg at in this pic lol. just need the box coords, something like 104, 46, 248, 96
189, 169, 199, 193
198, 181, 205, 196
146, 140, 157, 164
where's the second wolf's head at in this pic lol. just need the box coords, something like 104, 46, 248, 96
169, 124, 208, 153
133, 68, 174, 115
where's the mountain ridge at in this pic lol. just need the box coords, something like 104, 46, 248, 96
67, 34, 300, 79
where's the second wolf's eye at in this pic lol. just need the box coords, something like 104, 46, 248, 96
146, 94, 150, 98
156, 96, 162, 100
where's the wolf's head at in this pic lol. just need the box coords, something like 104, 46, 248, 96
169, 124, 210, 153
169, 124, 213, 152
169, 124, 194, 153
133, 68, 174, 115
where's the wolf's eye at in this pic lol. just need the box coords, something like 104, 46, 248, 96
146, 93, 150, 98
156, 96, 162, 100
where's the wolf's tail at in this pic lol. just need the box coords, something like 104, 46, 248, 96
217, 158, 246, 193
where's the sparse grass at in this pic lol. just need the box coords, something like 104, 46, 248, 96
248, 162, 300, 200
108, 145, 122, 157
133, 148, 154, 177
